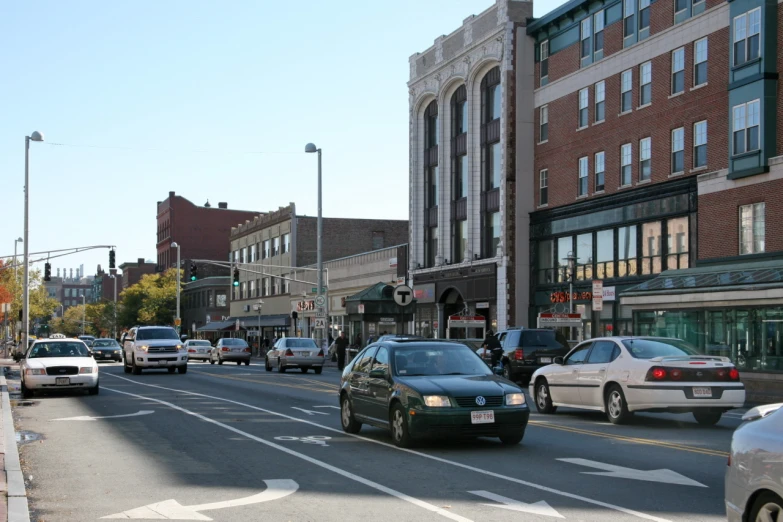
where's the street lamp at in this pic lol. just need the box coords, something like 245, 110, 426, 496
23, 131, 44, 346
254, 299, 264, 356
12, 237, 22, 342
171, 242, 181, 332
81, 295, 86, 335
305, 143, 327, 349
563, 251, 578, 341
109, 275, 118, 339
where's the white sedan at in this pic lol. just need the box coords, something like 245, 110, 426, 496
21, 337, 99, 398
529, 336, 746, 425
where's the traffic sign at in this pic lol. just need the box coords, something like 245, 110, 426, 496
174, 318, 181, 326
314, 295, 326, 307
311, 287, 327, 293
393, 284, 413, 307
315, 306, 326, 318
314, 318, 326, 329
592, 280, 604, 311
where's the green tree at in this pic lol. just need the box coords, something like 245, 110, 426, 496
85, 301, 117, 337
0, 258, 59, 337
118, 269, 179, 329
58, 305, 90, 337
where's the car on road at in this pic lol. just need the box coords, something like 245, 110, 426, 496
495, 328, 570, 383
21, 337, 99, 397
78, 335, 96, 348
122, 326, 188, 375
529, 336, 746, 425
725, 402, 783, 522
210, 338, 251, 366
265, 337, 325, 374
339, 340, 530, 448
184, 339, 213, 362
91, 338, 122, 362
375, 334, 424, 343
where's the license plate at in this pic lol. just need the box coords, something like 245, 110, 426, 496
470, 410, 495, 424
233, 348, 242, 352
300, 352, 310, 357
55, 377, 69, 386
199, 349, 206, 353
693, 387, 712, 398
540, 357, 552, 364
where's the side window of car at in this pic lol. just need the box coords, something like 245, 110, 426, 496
565, 344, 592, 365
372, 347, 389, 374
505, 330, 521, 348
586, 341, 619, 364
355, 347, 377, 374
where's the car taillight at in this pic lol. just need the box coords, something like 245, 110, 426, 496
729, 368, 740, 381
646, 367, 667, 381
317, 349, 324, 356
221, 347, 230, 352
244, 348, 251, 352
188, 349, 196, 353
716, 369, 727, 380
514, 349, 524, 361
670, 369, 682, 381
285, 349, 294, 356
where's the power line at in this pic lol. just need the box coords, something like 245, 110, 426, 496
42, 142, 303, 156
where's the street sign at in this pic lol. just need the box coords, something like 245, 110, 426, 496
537, 313, 583, 328
393, 284, 413, 307
379, 317, 396, 324
314, 295, 326, 307
592, 280, 604, 312
358, 304, 365, 314
448, 315, 486, 328
315, 306, 326, 318
311, 287, 327, 293
174, 318, 181, 326
314, 318, 326, 329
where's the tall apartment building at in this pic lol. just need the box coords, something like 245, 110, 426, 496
529, 0, 783, 397
408, 0, 536, 338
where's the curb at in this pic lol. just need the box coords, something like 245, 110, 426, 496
0, 375, 30, 522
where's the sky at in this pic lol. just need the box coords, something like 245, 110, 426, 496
1, 0, 565, 278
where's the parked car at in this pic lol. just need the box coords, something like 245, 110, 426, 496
726, 402, 783, 522
21, 337, 99, 397
184, 339, 213, 362
265, 337, 325, 374
210, 338, 251, 366
122, 326, 188, 375
91, 338, 122, 362
339, 339, 529, 447
530, 336, 746, 425
495, 328, 570, 383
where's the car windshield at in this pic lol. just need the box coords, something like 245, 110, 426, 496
29, 342, 90, 358
93, 340, 119, 348
287, 339, 317, 348
622, 338, 702, 359
221, 338, 247, 346
136, 328, 180, 341
393, 344, 492, 377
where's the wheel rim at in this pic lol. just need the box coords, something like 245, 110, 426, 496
608, 391, 622, 418
341, 400, 351, 427
392, 410, 404, 441
537, 384, 548, 409
503, 367, 510, 379
755, 502, 781, 522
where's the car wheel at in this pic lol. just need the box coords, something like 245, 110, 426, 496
210, 354, 215, 365
236, 361, 241, 366
301, 367, 308, 374
218, 356, 223, 365
502, 365, 514, 381
278, 359, 286, 373
178, 366, 187, 375
749, 492, 783, 522
314, 367, 323, 375
123, 355, 131, 374
605, 385, 632, 425
245, 360, 250, 366
88, 382, 100, 395
340, 395, 362, 434
168, 367, 176, 374
693, 410, 722, 426
21, 379, 33, 399
132, 357, 142, 375
265, 358, 272, 372
499, 431, 525, 445
534, 379, 557, 414
390, 403, 414, 448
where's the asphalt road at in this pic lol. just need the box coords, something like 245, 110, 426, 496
9, 360, 742, 522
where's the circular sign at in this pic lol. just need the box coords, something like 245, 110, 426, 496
393, 285, 414, 307
314, 295, 326, 307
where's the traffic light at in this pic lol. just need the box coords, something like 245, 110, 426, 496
109, 249, 116, 269
44, 262, 51, 281
189, 263, 198, 281
232, 268, 240, 287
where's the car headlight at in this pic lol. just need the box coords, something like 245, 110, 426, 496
175, 344, 183, 351
423, 395, 451, 408
79, 367, 96, 374
137, 345, 149, 352
505, 393, 526, 406
25, 369, 45, 376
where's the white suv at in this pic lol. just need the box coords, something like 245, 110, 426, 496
123, 326, 188, 375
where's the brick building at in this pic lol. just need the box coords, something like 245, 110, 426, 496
156, 191, 261, 271
528, 0, 783, 397
118, 258, 157, 291
408, 0, 536, 338
92, 265, 123, 303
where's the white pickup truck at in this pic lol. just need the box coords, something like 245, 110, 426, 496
122, 325, 188, 375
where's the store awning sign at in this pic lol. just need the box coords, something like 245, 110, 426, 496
537, 313, 583, 327
592, 280, 603, 312
448, 315, 486, 328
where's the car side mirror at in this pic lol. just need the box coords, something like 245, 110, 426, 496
553, 356, 564, 365
369, 368, 388, 379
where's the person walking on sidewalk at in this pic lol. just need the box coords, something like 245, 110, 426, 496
334, 331, 350, 371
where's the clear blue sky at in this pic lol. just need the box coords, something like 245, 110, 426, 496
1, 0, 564, 278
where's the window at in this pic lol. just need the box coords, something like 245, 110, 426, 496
624, 0, 635, 37
282, 274, 289, 294
455, 154, 468, 199
733, 9, 761, 67
621, 143, 632, 186
694, 38, 708, 86
594, 11, 605, 52
539, 105, 548, 142
249, 280, 255, 298
372, 231, 385, 250
640, 62, 651, 105
262, 240, 270, 259
539, 169, 548, 206
537, 239, 554, 283
587, 341, 620, 364
733, 100, 760, 155
487, 213, 501, 257
424, 100, 439, 210
621, 70, 633, 112
454, 88, 468, 135
272, 237, 280, 256
372, 347, 390, 374
453, 221, 467, 263
426, 226, 438, 267
675, 0, 688, 13
566, 344, 592, 365
596, 229, 614, 279
263, 277, 271, 297
578, 88, 589, 128
639, 0, 650, 31
240, 247, 246, 263
282, 233, 290, 254
273, 276, 281, 295
241, 282, 247, 299
740, 203, 765, 254
639, 137, 651, 181
671, 127, 684, 174
540, 40, 549, 84
488, 84, 501, 121
581, 18, 592, 58
576, 233, 593, 280
642, 221, 662, 274
427, 166, 439, 207
666, 216, 689, 269
595, 151, 605, 191
578, 157, 589, 197
557, 236, 574, 282
671, 48, 685, 95
488, 143, 501, 189
594, 81, 605, 122
693, 121, 707, 168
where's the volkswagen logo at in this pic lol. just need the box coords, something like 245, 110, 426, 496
475, 396, 486, 406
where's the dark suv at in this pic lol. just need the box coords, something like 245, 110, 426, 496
496, 328, 570, 383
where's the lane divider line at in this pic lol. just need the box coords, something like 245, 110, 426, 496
189, 371, 337, 394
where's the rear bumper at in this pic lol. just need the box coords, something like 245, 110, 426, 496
282, 356, 327, 368
408, 407, 530, 439
94, 352, 122, 361
625, 384, 746, 411
218, 352, 251, 361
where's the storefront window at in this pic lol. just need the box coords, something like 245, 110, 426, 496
538, 240, 554, 284
576, 233, 593, 281
557, 236, 573, 282
618, 226, 637, 277
641, 221, 662, 275
596, 229, 614, 279
666, 217, 689, 270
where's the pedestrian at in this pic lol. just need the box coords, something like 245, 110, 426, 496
334, 331, 350, 370
354, 332, 362, 349
482, 329, 503, 369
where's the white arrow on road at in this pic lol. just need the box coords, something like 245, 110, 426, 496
52, 410, 155, 421
101, 479, 298, 520
558, 458, 707, 487
291, 407, 329, 416
469, 491, 564, 518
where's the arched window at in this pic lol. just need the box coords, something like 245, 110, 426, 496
451, 85, 468, 264
480, 67, 501, 258
423, 101, 439, 268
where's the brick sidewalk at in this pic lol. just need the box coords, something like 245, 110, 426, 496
0, 360, 30, 522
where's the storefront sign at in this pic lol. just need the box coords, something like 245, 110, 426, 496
592, 280, 604, 312
602, 286, 616, 301
413, 283, 436, 303
550, 291, 592, 303
448, 315, 486, 328
379, 317, 396, 324
537, 313, 583, 327
297, 300, 315, 312
358, 304, 365, 314
476, 302, 489, 309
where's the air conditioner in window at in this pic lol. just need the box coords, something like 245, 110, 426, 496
243, 305, 250, 312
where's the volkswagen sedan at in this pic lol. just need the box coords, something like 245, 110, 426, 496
21, 338, 99, 397
339, 340, 529, 447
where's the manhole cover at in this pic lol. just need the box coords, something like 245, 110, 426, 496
15, 430, 43, 444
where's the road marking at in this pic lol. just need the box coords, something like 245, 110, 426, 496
105, 374, 674, 522
469, 491, 564, 518
102, 385, 472, 522
314, 405, 341, 410
558, 458, 708, 487
52, 410, 154, 422
101, 479, 298, 520
190, 370, 336, 394
291, 407, 329, 416
274, 435, 331, 447
530, 420, 729, 458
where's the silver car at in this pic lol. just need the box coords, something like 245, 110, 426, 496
184, 339, 212, 362
210, 338, 250, 365
265, 338, 326, 374
726, 403, 783, 522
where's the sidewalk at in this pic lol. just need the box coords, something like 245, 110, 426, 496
0, 359, 30, 522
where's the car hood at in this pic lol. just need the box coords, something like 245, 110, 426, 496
26, 357, 96, 368
135, 339, 180, 346
396, 374, 521, 395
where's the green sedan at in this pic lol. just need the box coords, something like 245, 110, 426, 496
338, 340, 530, 447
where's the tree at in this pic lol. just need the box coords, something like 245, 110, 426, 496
118, 269, 179, 329
0, 258, 59, 337
59, 305, 90, 337
85, 302, 116, 337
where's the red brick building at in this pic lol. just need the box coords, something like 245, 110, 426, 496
118, 258, 157, 291
157, 192, 262, 271
528, 0, 783, 398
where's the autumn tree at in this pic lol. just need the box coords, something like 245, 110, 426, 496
0, 258, 59, 337
118, 269, 179, 329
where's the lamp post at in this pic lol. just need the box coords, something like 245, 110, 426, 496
109, 275, 118, 339
564, 251, 578, 341
171, 242, 181, 333
23, 131, 44, 346
255, 299, 264, 356
13, 238, 22, 342
81, 295, 86, 335
305, 143, 327, 350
